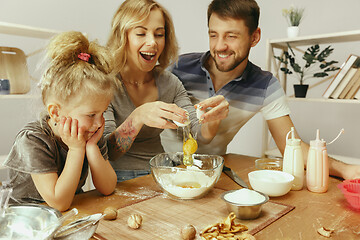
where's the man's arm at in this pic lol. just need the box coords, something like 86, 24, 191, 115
266, 115, 360, 180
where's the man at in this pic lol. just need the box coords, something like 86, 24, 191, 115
161, 0, 359, 180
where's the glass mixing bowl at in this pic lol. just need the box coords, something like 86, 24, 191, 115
149, 152, 224, 200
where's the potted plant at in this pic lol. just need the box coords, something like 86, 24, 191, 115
282, 6, 305, 38
274, 44, 340, 98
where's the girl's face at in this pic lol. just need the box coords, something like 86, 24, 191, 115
126, 8, 166, 73
59, 93, 111, 141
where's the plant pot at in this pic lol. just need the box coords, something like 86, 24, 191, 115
293, 84, 308, 98
287, 26, 300, 38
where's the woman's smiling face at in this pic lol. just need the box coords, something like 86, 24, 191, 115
126, 7, 166, 73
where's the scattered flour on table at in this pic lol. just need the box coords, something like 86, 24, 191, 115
113, 187, 159, 200
224, 188, 266, 205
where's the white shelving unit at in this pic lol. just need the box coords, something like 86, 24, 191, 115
263, 30, 360, 158
0, 22, 60, 179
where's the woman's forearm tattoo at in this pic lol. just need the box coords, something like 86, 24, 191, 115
110, 120, 137, 153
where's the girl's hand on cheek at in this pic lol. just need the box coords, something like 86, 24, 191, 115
58, 117, 86, 150
87, 118, 105, 146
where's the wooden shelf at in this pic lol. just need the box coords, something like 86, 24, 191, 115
263, 30, 360, 158
269, 29, 360, 49
287, 97, 360, 104
0, 21, 60, 39
0, 94, 40, 99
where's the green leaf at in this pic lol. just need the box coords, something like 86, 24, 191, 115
314, 72, 329, 77
317, 45, 334, 62
280, 67, 292, 74
324, 67, 340, 72
303, 44, 319, 67
320, 60, 338, 69
274, 56, 288, 64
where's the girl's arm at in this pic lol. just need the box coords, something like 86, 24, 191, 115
86, 119, 117, 195
31, 117, 86, 211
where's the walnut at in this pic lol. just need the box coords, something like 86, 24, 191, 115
181, 224, 196, 240
127, 213, 143, 229
103, 207, 117, 220
317, 227, 334, 238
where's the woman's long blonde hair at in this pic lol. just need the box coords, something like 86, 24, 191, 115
107, 0, 179, 73
40, 31, 116, 105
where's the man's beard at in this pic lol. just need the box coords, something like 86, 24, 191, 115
212, 51, 248, 72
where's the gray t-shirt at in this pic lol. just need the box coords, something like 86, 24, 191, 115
3, 115, 108, 203
104, 70, 201, 171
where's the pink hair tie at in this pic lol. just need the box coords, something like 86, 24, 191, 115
78, 52, 91, 62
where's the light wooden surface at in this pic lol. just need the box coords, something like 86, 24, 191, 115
69, 154, 360, 240
0, 21, 60, 39
0, 46, 30, 94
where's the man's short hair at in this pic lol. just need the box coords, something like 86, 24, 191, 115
207, 0, 260, 34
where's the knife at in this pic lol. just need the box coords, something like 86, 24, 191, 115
223, 165, 249, 188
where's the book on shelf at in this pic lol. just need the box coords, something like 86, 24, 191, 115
346, 76, 360, 99
341, 67, 360, 99
354, 88, 360, 99
323, 54, 360, 98
330, 67, 357, 99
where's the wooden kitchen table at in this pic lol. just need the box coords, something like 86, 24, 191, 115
68, 154, 360, 240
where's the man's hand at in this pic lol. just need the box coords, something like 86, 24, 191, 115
196, 95, 229, 123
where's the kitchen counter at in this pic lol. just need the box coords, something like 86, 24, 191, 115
69, 154, 360, 239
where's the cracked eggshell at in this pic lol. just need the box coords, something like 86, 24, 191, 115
196, 108, 205, 120
173, 115, 190, 127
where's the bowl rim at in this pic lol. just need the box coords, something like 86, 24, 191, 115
7, 203, 62, 218
149, 152, 224, 171
220, 189, 269, 206
255, 158, 283, 163
248, 169, 295, 182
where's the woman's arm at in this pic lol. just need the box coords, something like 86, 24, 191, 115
106, 101, 188, 160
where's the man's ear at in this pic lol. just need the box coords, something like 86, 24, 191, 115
47, 103, 61, 123
250, 27, 261, 47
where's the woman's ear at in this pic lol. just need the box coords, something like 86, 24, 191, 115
47, 103, 61, 123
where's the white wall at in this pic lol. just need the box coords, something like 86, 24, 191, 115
1, 0, 359, 164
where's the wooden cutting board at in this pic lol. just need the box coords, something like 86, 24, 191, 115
94, 188, 294, 240
0, 46, 30, 94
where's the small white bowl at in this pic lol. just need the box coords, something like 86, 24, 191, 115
248, 170, 294, 197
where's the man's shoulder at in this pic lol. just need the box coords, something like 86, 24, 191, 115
174, 52, 205, 76
244, 61, 277, 89
248, 62, 273, 80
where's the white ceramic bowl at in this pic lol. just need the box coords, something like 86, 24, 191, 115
248, 170, 294, 197
149, 152, 224, 200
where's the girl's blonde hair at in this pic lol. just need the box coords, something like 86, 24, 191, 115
40, 31, 116, 105
107, 0, 179, 73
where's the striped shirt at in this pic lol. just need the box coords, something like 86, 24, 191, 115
160, 51, 290, 155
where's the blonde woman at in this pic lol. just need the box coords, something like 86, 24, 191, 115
105, 0, 229, 182
4, 31, 117, 211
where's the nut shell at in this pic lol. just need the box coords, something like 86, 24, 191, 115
127, 213, 143, 229
103, 207, 117, 220
181, 224, 196, 240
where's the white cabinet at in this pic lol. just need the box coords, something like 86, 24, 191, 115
0, 21, 60, 98
263, 30, 360, 159
0, 22, 60, 172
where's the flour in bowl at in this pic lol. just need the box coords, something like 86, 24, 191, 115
224, 188, 266, 205
159, 167, 216, 199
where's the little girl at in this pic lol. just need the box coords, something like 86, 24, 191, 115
3, 31, 117, 211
